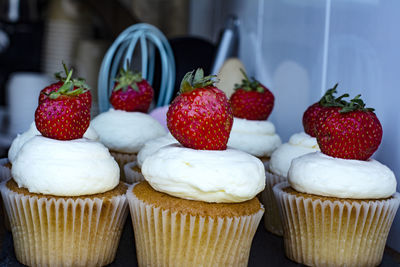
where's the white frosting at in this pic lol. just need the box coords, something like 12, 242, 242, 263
82, 125, 100, 141
12, 136, 119, 196
288, 152, 397, 199
227, 118, 281, 157
269, 132, 320, 177
137, 133, 178, 168
8, 122, 99, 163
142, 144, 266, 203
91, 109, 166, 153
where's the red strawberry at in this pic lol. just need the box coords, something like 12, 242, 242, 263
35, 96, 90, 140
229, 70, 274, 120
35, 64, 91, 140
110, 69, 153, 112
167, 68, 233, 150
303, 102, 324, 137
303, 84, 348, 137
316, 95, 382, 160
39, 64, 91, 108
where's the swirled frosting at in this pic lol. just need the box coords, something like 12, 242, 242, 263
91, 109, 166, 153
227, 118, 281, 157
142, 144, 265, 203
269, 132, 320, 177
12, 136, 119, 196
8, 122, 99, 163
288, 152, 397, 199
137, 133, 178, 168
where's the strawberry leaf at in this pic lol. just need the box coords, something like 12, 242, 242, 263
180, 68, 216, 93
113, 68, 142, 92
234, 69, 265, 93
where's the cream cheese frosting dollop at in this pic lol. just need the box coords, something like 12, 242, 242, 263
142, 144, 266, 203
8, 122, 99, 163
12, 136, 119, 196
269, 132, 320, 177
91, 109, 166, 153
288, 152, 397, 199
227, 118, 281, 157
137, 133, 178, 168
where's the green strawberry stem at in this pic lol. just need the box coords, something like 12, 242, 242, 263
340, 94, 374, 113
319, 83, 374, 113
49, 63, 90, 99
233, 69, 265, 93
180, 68, 216, 93
114, 68, 143, 92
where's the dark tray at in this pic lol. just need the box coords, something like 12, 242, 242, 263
1, 219, 399, 266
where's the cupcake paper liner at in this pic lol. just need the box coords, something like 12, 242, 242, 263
260, 171, 286, 236
0, 158, 11, 231
110, 151, 137, 182
124, 161, 145, 184
273, 182, 400, 267
0, 158, 11, 182
127, 183, 264, 267
1, 183, 129, 267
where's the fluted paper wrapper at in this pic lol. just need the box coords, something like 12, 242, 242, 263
127, 184, 264, 267
0, 158, 11, 231
1, 183, 129, 267
273, 182, 400, 267
110, 151, 137, 182
0, 158, 11, 182
260, 171, 286, 236
124, 161, 144, 184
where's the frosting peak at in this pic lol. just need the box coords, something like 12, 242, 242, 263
8, 122, 99, 163
227, 118, 281, 157
288, 152, 397, 199
91, 109, 166, 153
142, 144, 265, 203
269, 132, 320, 177
137, 134, 178, 168
12, 136, 119, 196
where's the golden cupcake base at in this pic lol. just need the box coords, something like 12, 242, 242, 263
127, 181, 264, 267
1, 179, 129, 267
273, 182, 400, 267
260, 170, 286, 236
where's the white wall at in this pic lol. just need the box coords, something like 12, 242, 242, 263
190, 0, 400, 252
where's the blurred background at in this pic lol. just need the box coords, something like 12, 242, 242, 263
1, 0, 400, 253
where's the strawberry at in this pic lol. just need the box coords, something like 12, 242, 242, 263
35, 64, 91, 140
303, 84, 348, 137
302, 103, 324, 137
109, 68, 153, 112
316, 95, 382, 160
39, 64, 91, 108
167, 68, 233, 150
229, 70, 274, 120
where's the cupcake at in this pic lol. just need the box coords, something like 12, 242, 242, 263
274, 91, 400, 266
127, 69, 265, 266
1, 65, 128, 266
228, 70, 281, 166
92, 68, 166, 181
124, 133, 177, 183
262, 86, 348, 236
262, 132, 319, 236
